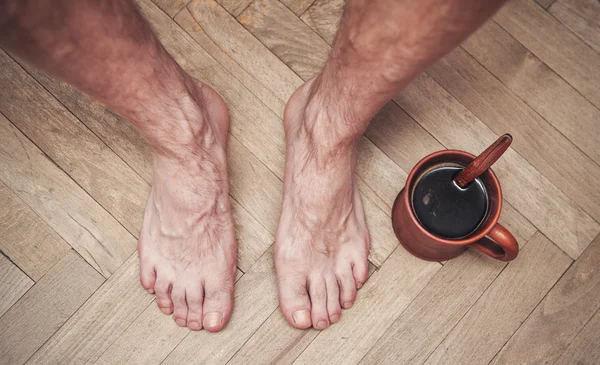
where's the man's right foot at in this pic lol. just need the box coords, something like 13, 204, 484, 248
137, 80, 237, 332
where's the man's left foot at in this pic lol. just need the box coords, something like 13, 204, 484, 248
275, 79, 370, 330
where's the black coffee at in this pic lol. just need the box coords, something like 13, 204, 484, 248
412, 164, 488, 239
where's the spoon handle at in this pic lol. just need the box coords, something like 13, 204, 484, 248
455, 134, 512, 188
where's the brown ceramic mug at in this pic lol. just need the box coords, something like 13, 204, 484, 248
392, 150, 518, 262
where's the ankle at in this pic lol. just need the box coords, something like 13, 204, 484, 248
299, 81, 366, 151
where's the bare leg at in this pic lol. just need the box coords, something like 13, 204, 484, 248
0, 0, 236, 332
276, 0, 507, 329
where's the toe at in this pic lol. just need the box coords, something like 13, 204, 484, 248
154, 278, 174, 315
308, 277, 329, 330
337, 269, 357, 309
202, 278, 234, 332
139, 261, 156, 294
171, 285, 188, 327
278, 273, 312, 329
352, 258, 369, 289
326, 276, 342, 324
186, 284, 203, 331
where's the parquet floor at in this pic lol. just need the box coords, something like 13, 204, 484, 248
1, 0, 599, 364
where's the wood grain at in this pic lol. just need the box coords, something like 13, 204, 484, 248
491, 233, 600, 365
0, 50, 148, 238
239, 0, 329, 80
216, 0, 253, 17
95, 269, 243, 365
494, 0, 600, 108
281, 0, 315, 16
550, 0, 600, 53
421, 233, 571, 365
292, 250, 440, 365
0, 250, 104, 365
152, 0, 189, 17
0, 181, 70, 281
0, 255, 33, 317
395, 74, 600, 259
463, 20, 600, 165
300, 0, 343, 44
25, 255, 151, 365
360, 223, 536, 365
555, 308, 600, 365
0, 114, 137, 277
427, 47, 600, 222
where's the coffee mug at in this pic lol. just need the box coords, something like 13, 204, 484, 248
392, 150, 518, 262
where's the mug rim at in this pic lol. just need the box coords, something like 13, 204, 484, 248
402, 149, 503, 247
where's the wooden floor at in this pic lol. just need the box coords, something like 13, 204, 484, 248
1, 0, 599, 363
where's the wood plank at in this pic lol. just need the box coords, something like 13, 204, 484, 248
216, 0, 253, 17
494, 0, 600, 108
25, 255, 151, 365
0, 255, 33, 317
178, 0, 298, 117
0, 114, 137, 277
359, 219, 536, 365
152, 0, 189, 17
550, 0, 600, 54
230, 312, 319, 365
0, 250, 104, 365
555, 308, 600, 365
0, 181, 70, 281
300, 0, 343, 44
427, 46, 600, 222
239, 0, 330, 80
422, 233, 572, 365
395, 74, 600, 259
281, 0, 315, 16
0, 50, 147, 239
462, 21, 600, 165
94, 268, 243, 365
490, 234, 600, 365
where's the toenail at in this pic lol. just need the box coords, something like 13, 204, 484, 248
357, 282, 363, 289
330, 313, 340, 323
316, 320, 328, 329
147, 289, 154, 294
203, 312, 223, 328
343, 302, 353, 309
188, 321, 202, 331
292, 310, 311, 325
160, 307, 172, 315
175, 318, 187, 327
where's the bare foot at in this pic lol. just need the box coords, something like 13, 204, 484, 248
137, 80, 237, 332
275, 79, 370, 330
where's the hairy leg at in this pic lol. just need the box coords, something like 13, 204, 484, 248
277, 0, 507, 329
0, 0, 236, 332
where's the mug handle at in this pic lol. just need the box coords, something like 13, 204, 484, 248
470, 223, 519, 261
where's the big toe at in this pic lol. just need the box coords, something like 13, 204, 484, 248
278, 273, 312, 329
202, 277, 234, 332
